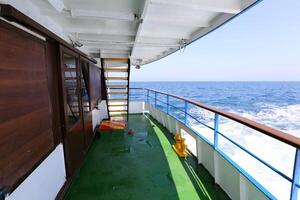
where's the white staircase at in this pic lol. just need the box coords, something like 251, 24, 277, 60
101, 58, 130, 119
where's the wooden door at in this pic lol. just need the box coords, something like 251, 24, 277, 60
60, 46, 85, 177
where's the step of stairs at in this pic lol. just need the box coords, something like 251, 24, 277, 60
104, 67, 128, 72
106, 84, 128, 89
107, 91, 128, 95
105, 77, 128, 80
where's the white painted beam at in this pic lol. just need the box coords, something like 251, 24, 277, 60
70, 9, 136, 21
40, 9, 136, 22
101, 49, 130, 54
81, 41, 133, 48
67, 27, 136, 36
147, 18, 210, 28
87, 47, 130, 54
82, 40, 179, 48
99, 52, 129, 58
74, 33, 135, 43
130, 0, 151, 60
151, 0, 242, 14
141, 31, 191, 40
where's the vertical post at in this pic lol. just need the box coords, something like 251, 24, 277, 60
214, 113, 219, 149
167, 95, 169, 114
291, 149, 300, 200
184, 101, 188, 125
154, 92, 157, 108
147, 90, 149, 103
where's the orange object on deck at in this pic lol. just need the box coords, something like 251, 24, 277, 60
128, 129, 134, 135
99, 119, 126, 130
172, 133, 188, 157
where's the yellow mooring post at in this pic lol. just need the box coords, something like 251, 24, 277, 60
172, 133, 188, 157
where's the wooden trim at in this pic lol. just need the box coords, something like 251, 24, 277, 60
0, 4, 96, 64
130, 88, 300, 148
0, 19, 44, 44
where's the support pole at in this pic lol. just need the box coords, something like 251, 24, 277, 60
184, 101, 188, 125
167, 95, 169, 114
147, 89, 149, 103
214, 113, 219, 149
291, 148, 300, 200
154, 92, 157, 108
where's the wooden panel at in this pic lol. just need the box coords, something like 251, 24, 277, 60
0, 21, 53, 188
89, 64, 101, 108
63, 121, 85, 177
83, 112, 93, 148
45, 40, 63, 145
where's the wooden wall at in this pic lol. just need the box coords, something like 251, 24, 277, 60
0, 21, 54, 188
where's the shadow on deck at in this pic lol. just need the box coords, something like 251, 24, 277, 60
65, 114, 230, 200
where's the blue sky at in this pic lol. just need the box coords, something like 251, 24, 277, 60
131, 0, 300, 81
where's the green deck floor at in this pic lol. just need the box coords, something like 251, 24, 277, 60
65, 114, 230, 200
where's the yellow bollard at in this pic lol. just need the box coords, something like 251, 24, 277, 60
172, 133, 188, 157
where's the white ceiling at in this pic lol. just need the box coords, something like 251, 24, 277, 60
28, 0, 258, 65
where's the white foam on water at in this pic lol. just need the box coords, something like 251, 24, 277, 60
185, 103, 300, 200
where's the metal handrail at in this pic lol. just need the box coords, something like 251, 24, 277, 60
130, 87, 300, 148
129, 87, 300, 200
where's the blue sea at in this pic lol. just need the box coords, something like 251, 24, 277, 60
130, 81, 300, 199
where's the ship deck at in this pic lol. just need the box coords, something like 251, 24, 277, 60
65, 114, 230, 200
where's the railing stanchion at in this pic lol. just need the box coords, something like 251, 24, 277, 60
147, 89, 149, 103
167, 95, 169, 114
155, 92, 157, 108
214, 113, 219, 149
184, 101, 188, 125
291, 148, 300, 200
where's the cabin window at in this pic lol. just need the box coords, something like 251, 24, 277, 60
62, 53, 81, 126
80, 61, 91, 113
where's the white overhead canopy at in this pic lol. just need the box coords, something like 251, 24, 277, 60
28, 0, 258, 65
